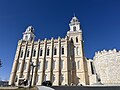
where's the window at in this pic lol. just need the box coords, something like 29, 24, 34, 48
20, 50, 23, 58
52, 74, 55, 82
15, 75, 18, 82
90, 62, 94, 74
26, 49, 30, 57
76, 47, 79, 55
61, 46, 64, 55
33, 49, 36, 57
54, 47, 57, 55
73, 26, 76, 31
47, 47, 50, 56
45, 61, 48, 70
76, 37, 78, 43
61, 60, 64, 69
38, 61, 41, 70
53, 60, 56, 69
40, 48, 43, 56
71, 38, 73, 43
60, 74, 64, 83
77, 61, 80, 69
25, 35, 28, 40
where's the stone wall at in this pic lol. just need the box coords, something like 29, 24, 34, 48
93, 49, 120, 84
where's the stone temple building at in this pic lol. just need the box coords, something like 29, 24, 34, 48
9, 16, 92, 86
9, 15, 120, 86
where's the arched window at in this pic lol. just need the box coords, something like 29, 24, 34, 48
76, 47, 79, 55
54, 46, 57, 55
76, 37, 78, 43
61, 46, 64, 55
26, 49, 30, 57
73, 26, 76, 31
40, 48, 43, 56
53, 60, 56, 69
47, 47, 50, 56
33, 49, 36, 57
45, 61, 48, 70
20, 50, 23, 58
77, 61, 80, 69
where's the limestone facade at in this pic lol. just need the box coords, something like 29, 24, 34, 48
9, 16, 90, 86
94, 49, 120, 85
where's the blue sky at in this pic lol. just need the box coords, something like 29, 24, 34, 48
0, 0, 120, 80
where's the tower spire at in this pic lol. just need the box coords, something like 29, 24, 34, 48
73, 13, 75, 17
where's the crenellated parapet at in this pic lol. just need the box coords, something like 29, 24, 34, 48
94, 49, 120, 58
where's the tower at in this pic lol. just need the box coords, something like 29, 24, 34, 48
67, 15, 89, 85
23, 26, 35, 42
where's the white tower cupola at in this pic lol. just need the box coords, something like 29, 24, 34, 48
69, 15, 81, 32
22, 26, 35, 41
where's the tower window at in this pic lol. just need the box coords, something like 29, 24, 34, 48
71, 38, 73, 43
61, 46, 64, 55
33, 49, 36, 57
54, 47, 57, 55
15, 75, 18, 82
24, 62, 27, 71
20, 50, 23, 58
40, 48, 43, 56
38, 61, 41, 70
47, 47, 50, 56
73, 26, 76, 31
26, 49, 30, 57
25, 35, 28, 40
76, 37, 78, 43
60, 74, 64, 83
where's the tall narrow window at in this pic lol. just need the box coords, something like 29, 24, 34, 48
54, 47, 57, 55
77, 61, 80, 69
38, 61, 41, 70
76, 47, 79, 55
91, 62, 94, 74
40, 48, 43, 56
26, 49, 30, 57
61, 46, 64, 55
60, 74, 64, 83
71, 38, 73, 43
52, 74, 55, 83
15, 75, 18, 82
33, 49, 36, 57
45, 61, 48, 70
20, 50, 23, 58
47, 47, 50, 56
76, 37, 78, 43
73, 26, 76, 31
